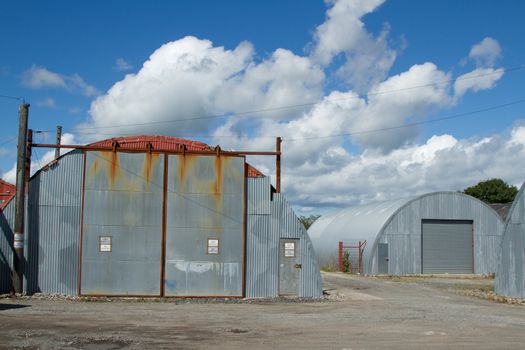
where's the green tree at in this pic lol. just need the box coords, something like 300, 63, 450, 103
463, 178, 518, 203
299, 215, 321, 230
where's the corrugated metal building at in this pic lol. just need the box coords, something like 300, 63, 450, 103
308, 192, 504, 275
495, 183, 525, 298
0, 136, 321, 298
0, 179, 15, 210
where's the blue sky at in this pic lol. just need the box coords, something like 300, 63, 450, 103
1, 0, 525, 213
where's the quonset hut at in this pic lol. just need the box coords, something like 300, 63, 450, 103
308, 192, 504, 275
495, 183, 525, 298
0, 136, 321, 298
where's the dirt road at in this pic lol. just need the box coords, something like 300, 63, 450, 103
1, 273, 523, 349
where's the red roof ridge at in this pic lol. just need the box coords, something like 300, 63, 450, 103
88, 135, 265, 178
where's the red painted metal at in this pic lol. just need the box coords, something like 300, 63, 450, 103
338, 241, 343, 272
0, 179, 15, 211
32, 135, 267, 177
339, 240, 367, 274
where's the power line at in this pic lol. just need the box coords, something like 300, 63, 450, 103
286, 98, 525, 141
30, 97, 525, 146
0, 94, 23, 101
50, 64, 523, 134
0, 136, 18, 147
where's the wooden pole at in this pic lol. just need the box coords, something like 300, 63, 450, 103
12, 103, 29, 294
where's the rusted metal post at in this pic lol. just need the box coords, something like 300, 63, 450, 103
276, 137, 282, 193
13, 103, 29, 294
338, 241, 343, 272
26, 130, 33, 184
54, 125, 62, 160
358, 241, 362, 274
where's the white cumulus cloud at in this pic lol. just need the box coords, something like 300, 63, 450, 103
310, 0, 397, 92
22, 65, 99, 97
58, 0, 511, 214
469, 37, 502, 67
454, 67, 504, 97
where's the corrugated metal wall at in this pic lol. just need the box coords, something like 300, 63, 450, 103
165, 154, 244, 296
25, 150, 84, 294
245, 177, 322, 298
0, 150, 84, 294
495, 183, 525, 298
0, 199, 15, 293
1, 150, 322, 298
371, 192, 503, 275
81, 151, 164, 296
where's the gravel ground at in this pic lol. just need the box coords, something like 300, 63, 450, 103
0, 272, 524, 349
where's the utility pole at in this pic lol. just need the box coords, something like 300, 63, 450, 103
276, 137, 282, 193
12, 102, 29, 294
55, 125, 62, 160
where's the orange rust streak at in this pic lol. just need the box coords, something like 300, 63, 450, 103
98, 151, 121, 190
142, 153, 160, 186
214, 155, 223, 196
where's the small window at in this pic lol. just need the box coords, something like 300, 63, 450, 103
207, 238, 219, 255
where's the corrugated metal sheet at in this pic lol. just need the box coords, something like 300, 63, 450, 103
496, 183, 525, 298
309, 192, 504, 275
81, 151, 164, 296
0, 199, 15, 293
422, 220, 473, 274
165, 154, 244, 296
247, 176, 271, 215
245, 178, 322, 298
1, 139, 321, 298
24, 149, 84, 294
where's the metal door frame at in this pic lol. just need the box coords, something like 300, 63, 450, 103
78, 150, 247, 297
420, 219, 474, 274
278, 238, 301, 296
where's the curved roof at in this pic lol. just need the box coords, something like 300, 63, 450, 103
308, 196, 415, 246
35, 135, 265, 178
309, 191, 503, 273
495, 182, 525, 297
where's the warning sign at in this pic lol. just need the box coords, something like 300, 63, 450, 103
284, 242, 295, 257
99, 236, 112, 252
207, 238, 219, 254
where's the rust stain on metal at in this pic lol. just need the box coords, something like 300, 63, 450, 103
92, 151, 121, 189
214, 155, 223, 196
177, 154, 196, 194
142, 152, 160, 188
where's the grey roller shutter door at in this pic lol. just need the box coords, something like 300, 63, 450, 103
422, 220, 473, 274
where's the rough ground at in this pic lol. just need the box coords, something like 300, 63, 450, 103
1, 273, 524, 349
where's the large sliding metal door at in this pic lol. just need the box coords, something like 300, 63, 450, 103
164, 155, 245, 296
422, 219, 473, 274
81, 152, 164, 296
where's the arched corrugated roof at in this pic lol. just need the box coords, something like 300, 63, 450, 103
90, 135, 264, 177
309, 191, 503, 274
308, 196, 416, 247
32, 135, 265, 178
495, 182, 525, 297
